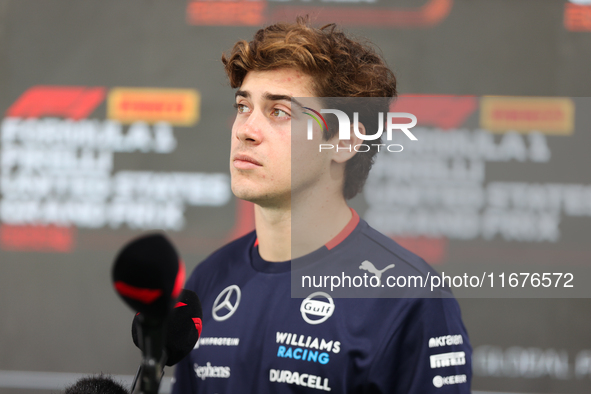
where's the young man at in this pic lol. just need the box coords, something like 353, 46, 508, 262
172, 18, 471, 393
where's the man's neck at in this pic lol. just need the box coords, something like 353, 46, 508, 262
255, 194, 352, 262
253, 204, 291, 262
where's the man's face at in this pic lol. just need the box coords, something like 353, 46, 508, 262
230, 68, 321, 207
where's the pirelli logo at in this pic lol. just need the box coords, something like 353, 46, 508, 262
108, 88, 200, 126
429, 351, 466, 369
480, 96, 574, 135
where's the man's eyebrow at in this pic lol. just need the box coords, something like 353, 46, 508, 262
235, 90, 249, 99
235, 91, 304, 108
262, 92, 290, 102
265, 93, 304, 109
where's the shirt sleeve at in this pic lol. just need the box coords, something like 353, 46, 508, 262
365, 297, 472, 393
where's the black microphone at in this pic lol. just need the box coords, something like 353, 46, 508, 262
112, 233, 185, 394
132, 289, 203, 366
112, 233, 185, 318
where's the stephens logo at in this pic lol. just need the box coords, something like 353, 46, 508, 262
194, 362, 231, 380
300, 292, 335, 325
304, 107, 417, 153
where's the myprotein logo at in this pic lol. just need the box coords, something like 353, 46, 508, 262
194, 336, 240, 349
304, 108, 417, 152
300, 292, 335, 325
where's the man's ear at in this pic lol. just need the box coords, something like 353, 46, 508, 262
332, 122, 366, 164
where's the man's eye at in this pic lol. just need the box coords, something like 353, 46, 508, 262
235, 103, 251, 114
273, 108, 290, 117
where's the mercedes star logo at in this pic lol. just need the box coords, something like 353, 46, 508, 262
212, 285, 241, 322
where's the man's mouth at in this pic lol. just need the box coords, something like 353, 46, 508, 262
233, 154, 262, 169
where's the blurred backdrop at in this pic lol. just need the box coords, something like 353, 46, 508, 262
0, 0, 590, 393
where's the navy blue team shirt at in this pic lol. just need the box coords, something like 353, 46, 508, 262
172, 210, 472, 393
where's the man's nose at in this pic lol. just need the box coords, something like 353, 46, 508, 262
235, 110, 264, 144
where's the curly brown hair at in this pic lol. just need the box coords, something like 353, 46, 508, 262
222, 16, 397, 199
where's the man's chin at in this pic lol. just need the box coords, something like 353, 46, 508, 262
231, 186, 290, 209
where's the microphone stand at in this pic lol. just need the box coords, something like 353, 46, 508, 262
131, 315, 169, 394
